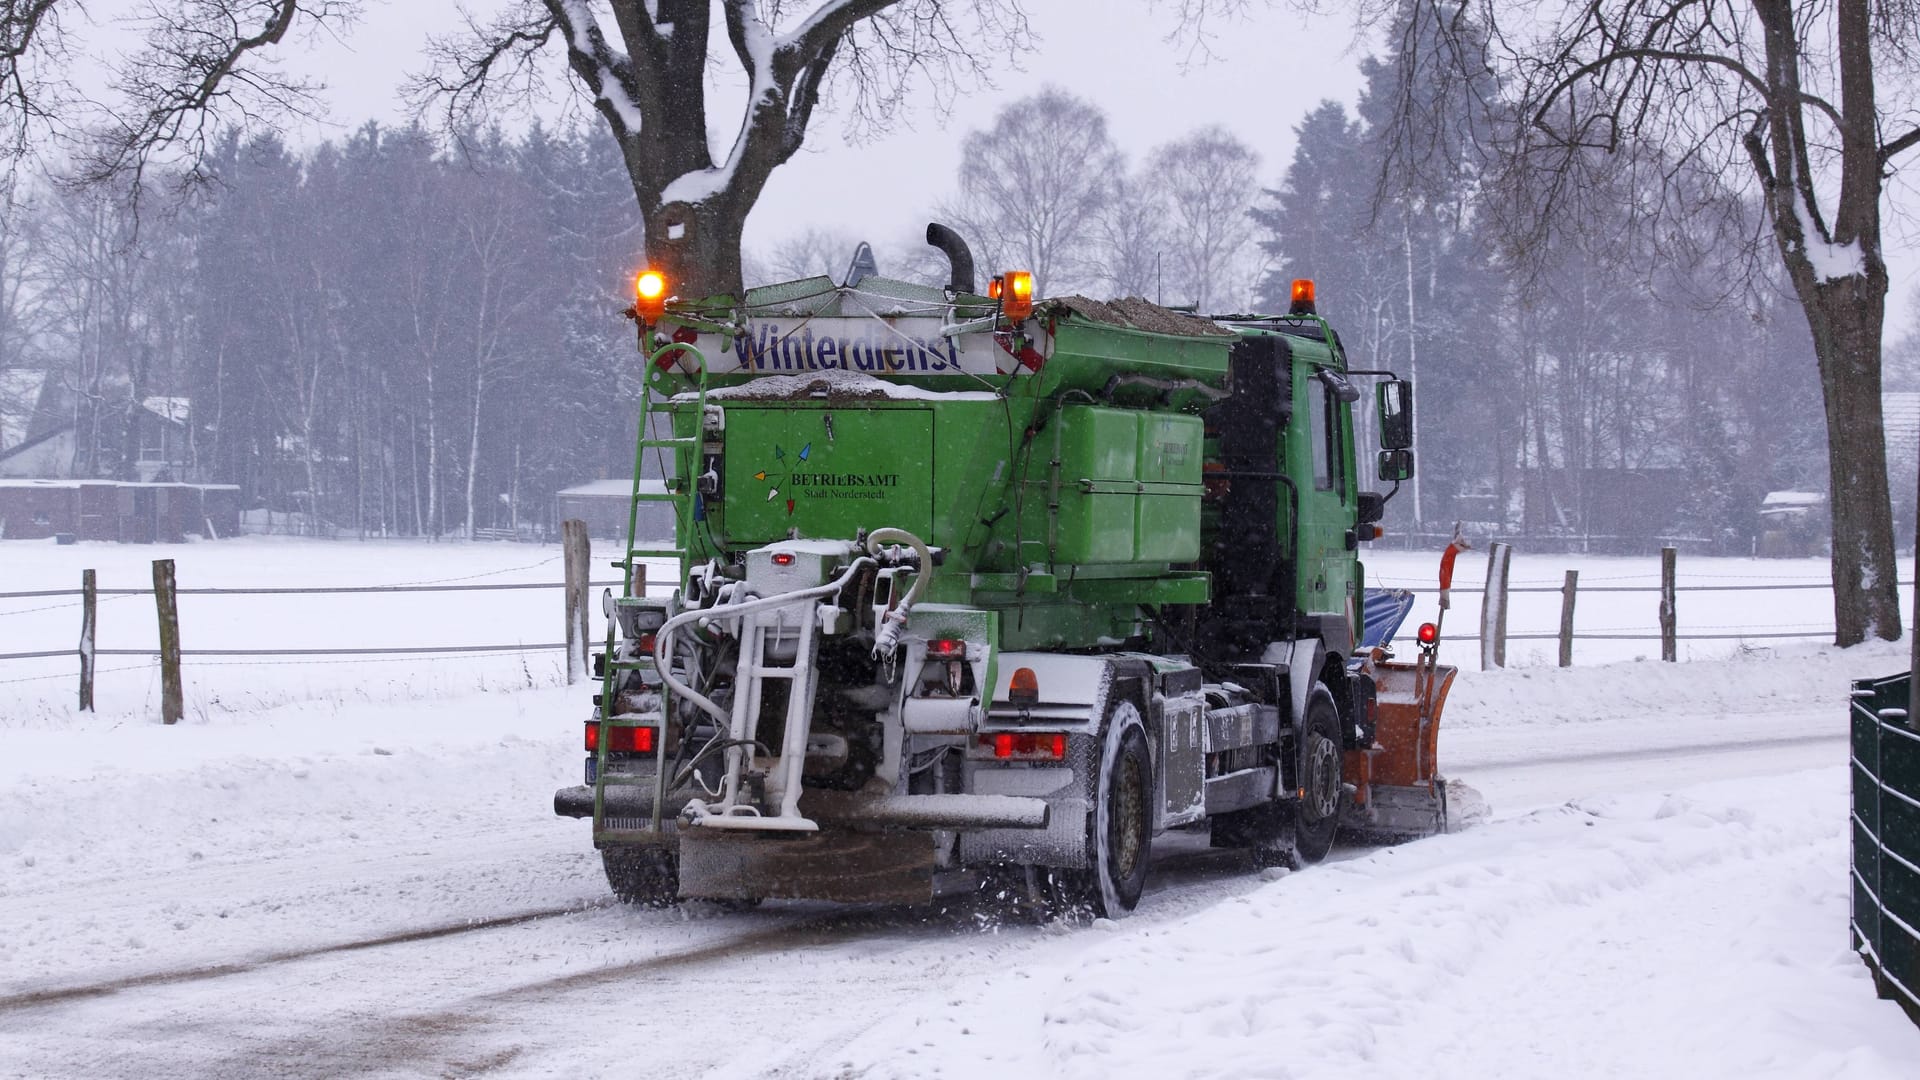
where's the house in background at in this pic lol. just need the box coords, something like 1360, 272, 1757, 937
0, 383, 202, 483
132, 396, 196, 482
0, 374, 235, 542
0, 368, 67, 471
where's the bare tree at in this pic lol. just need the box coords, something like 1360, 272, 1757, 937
1381, 0, 1920, 646
415, 1, 1037, 298
1097, 173, 1170, 301
763, 227, 860, 283
938, 87, 1121, 296
1149, 125, 1258, 311
3, 2, 1273, 302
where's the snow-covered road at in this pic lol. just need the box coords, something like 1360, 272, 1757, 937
4, 639, 1918, 1078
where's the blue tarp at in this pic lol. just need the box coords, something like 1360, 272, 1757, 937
1361, 588, 1416, 650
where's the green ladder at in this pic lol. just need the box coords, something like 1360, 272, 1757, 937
592, 341, 708, 844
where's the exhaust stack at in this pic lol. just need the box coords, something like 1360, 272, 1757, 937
925, 222, 976, 295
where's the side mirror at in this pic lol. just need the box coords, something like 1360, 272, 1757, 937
1378, 449, 1414, 482
1376, 379, 1413, 449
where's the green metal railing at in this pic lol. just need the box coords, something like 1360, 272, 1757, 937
1851, 669, 1920, 1027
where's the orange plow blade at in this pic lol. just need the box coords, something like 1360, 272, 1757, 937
1341, 657, 1457, 840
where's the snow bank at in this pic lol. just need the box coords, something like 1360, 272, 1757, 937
829, 770, 1920, 1078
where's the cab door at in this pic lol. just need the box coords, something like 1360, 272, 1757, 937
1294, 369, 1357, 647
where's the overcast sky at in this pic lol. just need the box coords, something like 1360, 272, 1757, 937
228, 1, 1377, 269
86, 1, 1920, 328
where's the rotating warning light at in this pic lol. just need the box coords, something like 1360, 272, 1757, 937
987, 275, 1004, 300
1009, 666, 1040, 707
634, 269, 668, 321
1289, 278, 1317, 316
1417, 622, 1438, 646
1002, 270, 1035, 321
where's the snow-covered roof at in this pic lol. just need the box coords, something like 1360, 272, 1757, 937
0, 478, 237, 490
141, 396, 190, 424
556, 479, 668, 498
1761, 491, 1825, 507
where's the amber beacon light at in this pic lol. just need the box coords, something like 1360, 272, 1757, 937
634, 269, 668, 322
1001, 270, 1035, 321
1289, 278, 1317, 316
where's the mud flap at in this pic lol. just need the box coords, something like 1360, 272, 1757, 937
676, 828, 941, 904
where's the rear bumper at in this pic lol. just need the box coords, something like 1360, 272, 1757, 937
554, 784, 1049, 831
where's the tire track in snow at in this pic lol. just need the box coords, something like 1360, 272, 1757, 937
0, 905, 597, 1012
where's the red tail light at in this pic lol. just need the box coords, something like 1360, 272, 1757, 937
980, 731, 1067, 761
585, 723, 656, 754
772, 552, 795, 566
926, 638, 966, 658
1417, 622, 1438, 645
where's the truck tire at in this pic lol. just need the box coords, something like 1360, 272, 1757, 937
1052, 699, 1154, 919
602, 845, 679, 907
1210, 681, 1342, 868
1291, 683, 1342, 864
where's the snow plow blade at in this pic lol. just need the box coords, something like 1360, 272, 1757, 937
1342, 657, 1457, 841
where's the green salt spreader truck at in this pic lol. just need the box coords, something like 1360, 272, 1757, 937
554, 225, 1457, 917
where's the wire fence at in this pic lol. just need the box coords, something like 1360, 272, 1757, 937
0, 534, 647, 713
0, 583, 624, 664
2, 544, 1912, 704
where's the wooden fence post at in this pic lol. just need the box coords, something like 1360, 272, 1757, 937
78, 568, 95, 711
1558, 569, 1578, 668
1659, 546, 1678, 663
562, 519, 589, 684
152, 559, 182, 724
1479, 542, 1512, 670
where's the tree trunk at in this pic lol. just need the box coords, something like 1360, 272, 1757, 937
1401, 216, 1422, 531
465, 365, 485, 539
1800, 272, 1902, 644
425, 364, 439, 537
1747, 0, 1902, 645
640, 193, 750, 300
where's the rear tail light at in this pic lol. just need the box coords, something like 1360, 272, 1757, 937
772, 552, 795, 566
926, 637, 966, 658
977, 731, 1067, 761
585, 722, 656, 754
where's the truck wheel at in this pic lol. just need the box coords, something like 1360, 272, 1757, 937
1291, 684, 1342, 865
601, 845, 679, 907
1053, 699, 1154, 919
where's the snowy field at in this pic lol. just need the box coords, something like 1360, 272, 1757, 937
0, 537, 674, 723
2, 538, 1919, 1077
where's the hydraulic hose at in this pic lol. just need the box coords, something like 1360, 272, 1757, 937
865, 527, 933, 659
